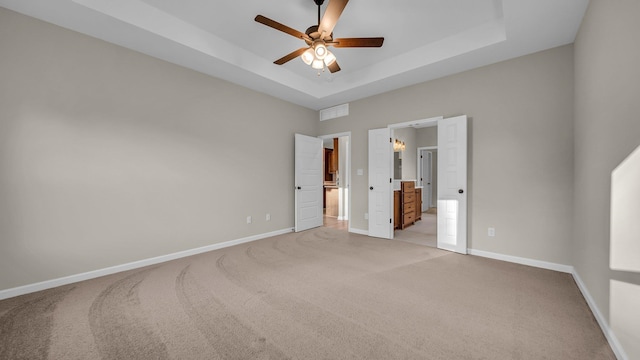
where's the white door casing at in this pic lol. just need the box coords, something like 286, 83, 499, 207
368, 128, 393, 239
437, 116, 468, 254
418, 146, 437, 211
295, 134, 323, 232
424, 151, 433, 212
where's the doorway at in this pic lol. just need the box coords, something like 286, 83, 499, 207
391, 126, 438, 247
319, 132, 351, 231
367, 115, 468, 253
418, 147, 438, 211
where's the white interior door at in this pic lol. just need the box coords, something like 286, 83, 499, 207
437, 116, 468, 254
368, 128, 393, 239
295, 133, 323, 232
419, 150, 433, 212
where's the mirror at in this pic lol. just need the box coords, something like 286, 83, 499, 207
394, 151, 402, 179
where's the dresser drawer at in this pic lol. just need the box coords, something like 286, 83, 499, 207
401, 181, 415, 192
403, 191, 415, 204
403, 201, 415, 213
403, 212, 415, 225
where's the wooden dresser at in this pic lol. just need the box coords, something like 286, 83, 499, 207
394, 182, 422, 229
401, 181, 415, 229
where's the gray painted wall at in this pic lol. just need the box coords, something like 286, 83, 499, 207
573, 0, 640, 357
417, 127, 437, 148
3, 5, 639, 356
319, 45, 575, 266
0, 8, 317, 290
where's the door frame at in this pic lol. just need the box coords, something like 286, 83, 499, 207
387, 117, 442, 240
417, 146, 437, 210
319, 132, 352, 232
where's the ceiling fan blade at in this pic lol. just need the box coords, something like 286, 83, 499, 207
327, 61, 341, 73
255, 15, 310, 41
333, 37, 384, 48
274, 48, 309, 65
318, 0, 348, 39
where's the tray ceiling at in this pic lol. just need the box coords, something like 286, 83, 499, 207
0, 0, 589, 110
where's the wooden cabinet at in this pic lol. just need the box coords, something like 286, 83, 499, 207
415, 188, 422, 221
325, 187, 339, 217
394, 191, 401, 229
329, 138, 339, 173
400, 181, 416, 229
393, 182, 422, 230
324, 148, 333, 181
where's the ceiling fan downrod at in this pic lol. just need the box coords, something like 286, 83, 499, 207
314, 0, 324, 25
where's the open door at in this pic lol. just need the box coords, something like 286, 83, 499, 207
295, 134, 323, 232
419, 149, 433, 212
437, 116, 468, 254
368, 128, 393, 239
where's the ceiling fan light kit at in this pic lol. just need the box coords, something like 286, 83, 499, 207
255, 0, 384, 74
301, 48, 315, 65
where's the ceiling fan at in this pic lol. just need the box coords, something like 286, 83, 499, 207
254, 0, 384, 73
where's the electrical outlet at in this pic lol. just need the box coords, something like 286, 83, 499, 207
246, 216, 252, 224
488, 227, 495, 237
364, 213, 369, 220
266, 213, 271, 221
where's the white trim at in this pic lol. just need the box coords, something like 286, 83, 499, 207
572, 270, 627, 360
349, 228, 369, 236
468, 248, 573, 273
417, 146, 438, 210
469, 248, 626, 359
0, 228, 294, 301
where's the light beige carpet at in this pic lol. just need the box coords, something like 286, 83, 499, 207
0, 227, 615, 359
394, 212, 437, 247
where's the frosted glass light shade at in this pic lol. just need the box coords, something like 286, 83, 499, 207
314, 43, 327, 60
301, 48, 314, 65
311, 59, 324, 70
324, 51, 336, 66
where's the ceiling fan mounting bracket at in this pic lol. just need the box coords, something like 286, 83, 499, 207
313, 0, 325, 6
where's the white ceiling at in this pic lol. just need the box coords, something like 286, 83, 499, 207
0, 0, 589, 110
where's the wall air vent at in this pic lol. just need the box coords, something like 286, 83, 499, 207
319, 103, 349, 121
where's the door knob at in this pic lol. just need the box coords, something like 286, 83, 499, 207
297, 186, 301, 190
458, 189, 464, 194
370, 186, 374, 190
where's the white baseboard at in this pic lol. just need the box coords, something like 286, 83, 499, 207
571, 270, 627, 360
468, 248, 573, 273
468, 248, 626, 359
0, 228, 294, 301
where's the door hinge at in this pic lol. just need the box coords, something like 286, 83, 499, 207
390, 137, 392, 143
390, 218, 392, 224
389, 178, 392, 183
